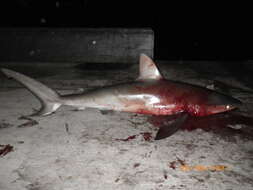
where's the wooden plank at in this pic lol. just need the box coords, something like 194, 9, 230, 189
0, 28, 154, 65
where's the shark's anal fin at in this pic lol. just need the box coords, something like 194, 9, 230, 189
155, 112, 189, 140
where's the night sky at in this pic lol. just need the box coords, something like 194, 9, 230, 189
0, 0, 251, 60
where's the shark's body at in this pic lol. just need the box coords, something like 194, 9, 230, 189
1, 54, 241, 139
62, 79, 237, 117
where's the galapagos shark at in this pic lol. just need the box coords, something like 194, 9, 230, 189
1, 54, 241, 140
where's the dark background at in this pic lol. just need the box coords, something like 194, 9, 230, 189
0, 0, 251, 61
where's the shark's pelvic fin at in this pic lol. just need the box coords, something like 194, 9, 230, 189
137, 54, 163, 81
1, 68, 62, 116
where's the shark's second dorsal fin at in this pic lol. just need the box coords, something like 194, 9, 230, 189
137, 54, 163, 80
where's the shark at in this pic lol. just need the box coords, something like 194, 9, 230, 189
1, 54, 242, 140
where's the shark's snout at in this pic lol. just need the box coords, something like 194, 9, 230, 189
228, 97, 242, 107
207, 92, 242, 109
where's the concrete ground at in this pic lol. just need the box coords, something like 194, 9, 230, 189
0, 60, 253, 190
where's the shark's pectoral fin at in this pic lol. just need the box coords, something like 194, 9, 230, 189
155, 112, 189, 140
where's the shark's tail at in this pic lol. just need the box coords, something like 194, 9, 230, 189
1, 68, 62, 116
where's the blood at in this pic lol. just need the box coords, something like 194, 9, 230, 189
183, 113, 253, 132
115, 178, 120, 183
169, 161, 177, 170
176, 157, 186, 166
168, 157, 186, 170
0, 144, 13, 156
116, 132, 153, 142
133, 163, 140, 168
133, 80, 213, 116
148, 112, 253, 137
115, 135, 137, 141
140, 132, 152, 141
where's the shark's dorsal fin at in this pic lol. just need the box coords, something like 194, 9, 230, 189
137, 54, 163, 80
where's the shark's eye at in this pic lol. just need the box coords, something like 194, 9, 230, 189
226, 105, 230, 109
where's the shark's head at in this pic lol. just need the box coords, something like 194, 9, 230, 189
201, 91, 242, 115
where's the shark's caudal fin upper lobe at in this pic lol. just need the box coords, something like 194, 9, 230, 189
1, 68, 62, 116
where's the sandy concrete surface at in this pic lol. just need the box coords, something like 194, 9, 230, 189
0, 61, 253, 190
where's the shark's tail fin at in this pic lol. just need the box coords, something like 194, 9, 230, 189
1, 68, 62, 116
